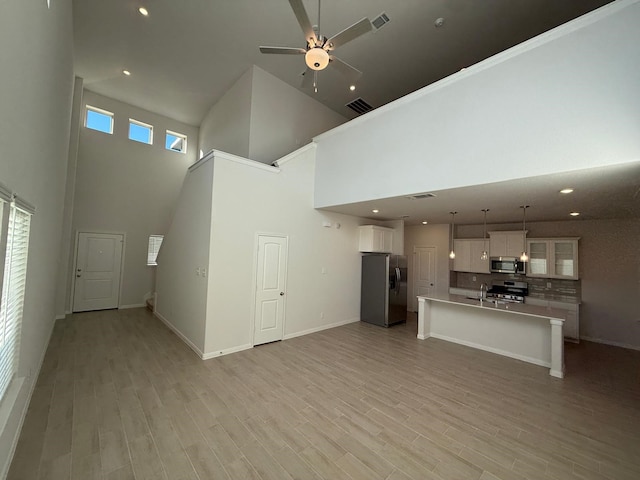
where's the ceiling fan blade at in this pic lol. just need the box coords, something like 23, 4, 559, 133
288, 0, 317, 47
259, 46, 306, 55
329, 55, 363, 82
325, 17, 372, 51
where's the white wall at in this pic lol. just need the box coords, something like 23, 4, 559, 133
313, 0, 640, 208
198, 69, 253, 159
204, 148, 363, 356
249, 67, 347, 164
155, 158, 214, 354
198, 66, 347, 165
404, 224, 451, 311
71, 91, 199, 308
0, 0, 74, 475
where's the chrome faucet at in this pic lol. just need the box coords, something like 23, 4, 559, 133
480, 283, 488, 299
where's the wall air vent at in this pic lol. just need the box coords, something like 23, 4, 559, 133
345, 97, 373, 115
407, 192, 437, 200
372, 12, 390, 30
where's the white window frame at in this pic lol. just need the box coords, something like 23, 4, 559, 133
0, 184, 33, 404
147, 235, 163, 266
165, 130, 187, 154
85, 105, 114, 134
129, 118, 154, 145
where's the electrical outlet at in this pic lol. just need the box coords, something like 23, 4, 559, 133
196, 267, 200, 276
202, 268, 207, 277
472, 276, 477, 282
546, 282, 552, 288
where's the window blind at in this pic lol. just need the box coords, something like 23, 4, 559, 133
147, 235, 163, 266
0, 201, 31, 402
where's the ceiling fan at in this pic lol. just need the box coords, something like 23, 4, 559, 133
259, 0, 372, 92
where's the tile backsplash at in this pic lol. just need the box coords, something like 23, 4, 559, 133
451, 271, 581, 299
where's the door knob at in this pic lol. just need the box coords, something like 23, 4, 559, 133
76, 274, 81, 278
280, 292, 285, 296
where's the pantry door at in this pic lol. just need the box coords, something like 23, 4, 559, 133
413, 246, 436, 311
253, 235, 288, 346
73, 232, 124, 312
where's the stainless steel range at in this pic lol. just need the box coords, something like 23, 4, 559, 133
486, 280, 528, 303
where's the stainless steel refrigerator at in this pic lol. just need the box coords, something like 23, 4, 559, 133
361, 254, 408, 327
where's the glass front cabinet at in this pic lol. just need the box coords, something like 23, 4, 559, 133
526, 238, 579, 280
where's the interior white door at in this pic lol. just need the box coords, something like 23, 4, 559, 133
413, 246, 437, 311
73, 232, 124, 312
253, 235, 288, 346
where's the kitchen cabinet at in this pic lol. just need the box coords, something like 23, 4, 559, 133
452, 239, 490, 273
358, 225, 393, 253
525, 296, 580, 341
489, 231, 527, 258
526, 238, 579, 279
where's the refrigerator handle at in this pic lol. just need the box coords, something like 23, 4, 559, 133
395, 267, 401, 295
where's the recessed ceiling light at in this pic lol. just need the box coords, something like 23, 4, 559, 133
122, 70, 131, 76
560, 188, 574, 194
422, 221, 428, 225
349, 85, 356, 91
570, 212, 580, 216
138, 7, 149, 17
372, 209, 379, 213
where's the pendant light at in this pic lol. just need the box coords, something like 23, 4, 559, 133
480, 209, 489, 260
520, 205, 529, 262
449, 211, 457, 259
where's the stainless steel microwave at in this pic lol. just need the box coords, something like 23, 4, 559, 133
490, 257, 525, 274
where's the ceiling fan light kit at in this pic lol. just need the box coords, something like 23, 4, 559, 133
306, 47, 330, 70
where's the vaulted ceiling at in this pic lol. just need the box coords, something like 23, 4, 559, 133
73, 0, 613, 126
73, 0, 639, 226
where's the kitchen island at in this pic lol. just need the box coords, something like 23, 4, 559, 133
417, 294, 565, 378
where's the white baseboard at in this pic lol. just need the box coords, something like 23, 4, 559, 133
55, 314, 66, 320
283, 316, 360, 340
118, 303, 146, 310
202, 344, 253, 360
153, 311, 205, 359
1, 316, 56, 479
580, 336, 640, 351
429, 332, 551, 369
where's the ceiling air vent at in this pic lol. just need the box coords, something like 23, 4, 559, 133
346, 97, 373, 115
372, 12, 390, 30
406, 192, 437, 200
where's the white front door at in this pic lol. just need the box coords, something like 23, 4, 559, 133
253, 235, 288, 346
413, 246, 437, 311
73, 232, 124, 312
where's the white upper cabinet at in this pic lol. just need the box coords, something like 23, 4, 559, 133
526, 238, 579, 279
452, 239, 490, 273
489, 231, 527, 258
358, 225, 394, 253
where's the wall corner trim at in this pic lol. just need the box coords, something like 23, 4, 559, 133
202, 344, 254, 360
154, 311, 205, 359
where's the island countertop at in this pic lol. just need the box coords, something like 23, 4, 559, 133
420, 293, 567, 322
416, 293, 565, 378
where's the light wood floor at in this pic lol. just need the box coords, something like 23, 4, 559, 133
8, 308, 640, 480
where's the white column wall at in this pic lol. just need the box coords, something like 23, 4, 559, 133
204, 148, 363, 357
154, 158, 214, 355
